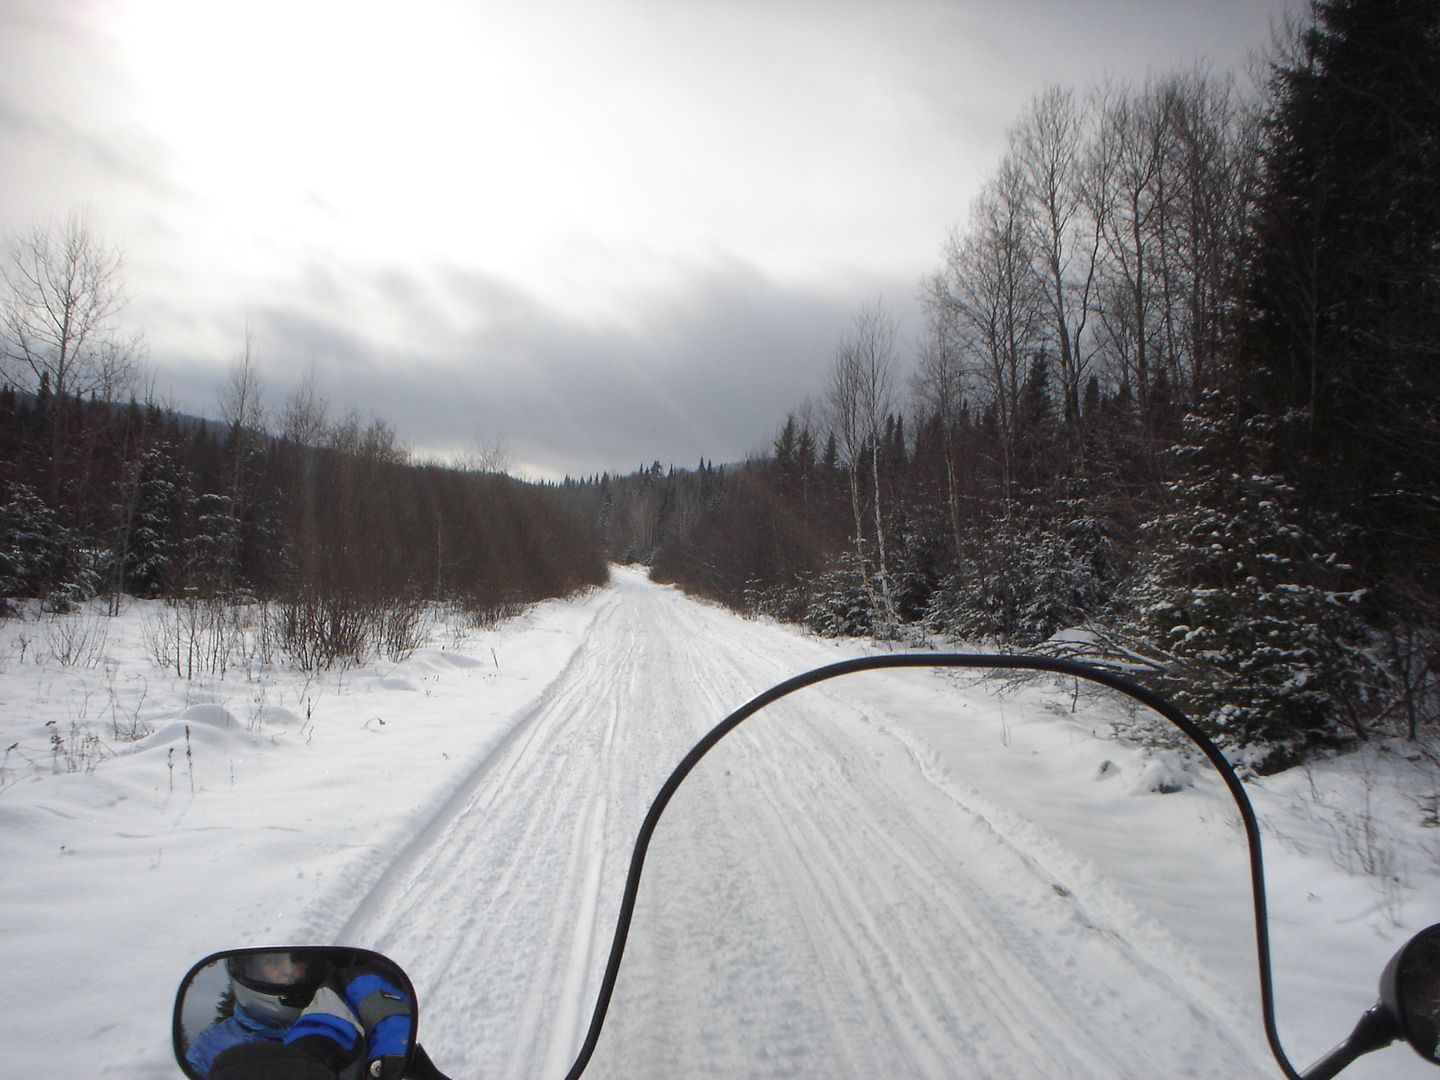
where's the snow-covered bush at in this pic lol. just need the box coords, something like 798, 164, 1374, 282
1126, 409, 1383, 770
0, 483, 97, 611
926, 496, 1113, 648
803, 555, 877, 638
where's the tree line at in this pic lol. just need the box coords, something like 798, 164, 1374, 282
0, 241, 607, 668
578, 0, 1440, 771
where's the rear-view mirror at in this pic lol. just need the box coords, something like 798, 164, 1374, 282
173, 946, 418, 1080
1382, 923, 1440, 1066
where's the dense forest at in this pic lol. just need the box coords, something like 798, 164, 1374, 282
563, 0, 1440, 771
0, 372, 607, 669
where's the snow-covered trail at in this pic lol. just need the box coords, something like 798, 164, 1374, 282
3, 567, 1432, 1079
334, 567, 1275, 1078
330, 566, 788, 1076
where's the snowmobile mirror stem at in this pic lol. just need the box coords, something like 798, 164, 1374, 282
1299, 1007, 1400, 1080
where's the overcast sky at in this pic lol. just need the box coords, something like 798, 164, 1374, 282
1, 0, 1300, 479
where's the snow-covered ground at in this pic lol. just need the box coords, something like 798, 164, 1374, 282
0, 566, 1436, 1078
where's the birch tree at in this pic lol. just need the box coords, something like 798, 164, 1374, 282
1, 211, 140, 403
827, 302, 899, 627
1011, 86, 1102, 438
936, 159, 1047, 499
2, 212, 143, 506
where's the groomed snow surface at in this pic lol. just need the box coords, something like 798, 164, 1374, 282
1, 566, 1436, 1078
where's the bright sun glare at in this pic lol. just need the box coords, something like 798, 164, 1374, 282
96, 0, 966, 333
112, 1, 630, 289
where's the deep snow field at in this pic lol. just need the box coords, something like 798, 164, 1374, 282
0, 565, 1436, 1078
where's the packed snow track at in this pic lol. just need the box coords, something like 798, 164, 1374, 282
333, 567, 1273, 1079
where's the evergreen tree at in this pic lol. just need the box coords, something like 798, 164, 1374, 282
1128, 402, 1380, 769
774, 415, 801, 494
0, 483, 91, 607
114, 442, 196, 598
927, 491, 1111, 648
1016, 356, 1058, 487
803, 553, 875, 638
1240, 0, 1440, 607
188, 492, 242, 595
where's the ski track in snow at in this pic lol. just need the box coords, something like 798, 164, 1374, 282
324, 568, 1274, 1079
5, 567, 1433, 1079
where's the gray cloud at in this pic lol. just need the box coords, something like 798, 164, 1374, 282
7, 0, 1304, 481
147, 254, 883, 479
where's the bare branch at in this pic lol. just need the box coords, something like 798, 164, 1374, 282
0, 210, 141, 401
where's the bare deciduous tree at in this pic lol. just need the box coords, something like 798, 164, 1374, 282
1088, 79, 1172, 431
1086, 72, 1250, 439
914, 294, 970, 554
1011, 85, 1102, 436
456, 433, 511, 475
827, 301, 898, 626
935, 159, 1047, 498
1, 211, 141, 402
211, 329, 269, 594
1161, 68, 1254, 398
280, 361, 330, 447
329, 410, 409, 466
219, 327, 266, 436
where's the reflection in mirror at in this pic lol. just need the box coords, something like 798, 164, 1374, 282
1397, 925, 1440, 1064
173, 947, 418, 1080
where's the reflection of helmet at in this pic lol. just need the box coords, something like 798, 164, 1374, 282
226, 952, 331, 1028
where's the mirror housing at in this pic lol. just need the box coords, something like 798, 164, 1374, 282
173, 947, 419, 1080
1301, 924, 1440, 1079
1380, 922, 1440, 1066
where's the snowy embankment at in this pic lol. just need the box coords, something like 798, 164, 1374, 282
0, 566, 1435, 1078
